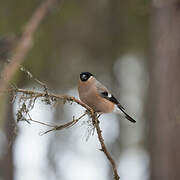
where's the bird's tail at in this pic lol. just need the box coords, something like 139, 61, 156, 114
117, 105, 136, 123
123, 111, 136, 123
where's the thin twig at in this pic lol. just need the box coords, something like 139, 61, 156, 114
27, 119, 56, 128
40, 112, 87, 135
0, 0, 59, 96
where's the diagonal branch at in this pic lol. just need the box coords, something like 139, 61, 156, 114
92, 115, 120, 180
9, 87, 120, 180
0, 0, 59, 96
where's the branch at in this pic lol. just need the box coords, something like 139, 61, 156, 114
92, 115, 120, 180
9, 87, 120, 180
0, 0, 59, 96
37, 113, 87, 135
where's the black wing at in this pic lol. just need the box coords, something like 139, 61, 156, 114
100, 91, 136, 123
100, 91, 125, 110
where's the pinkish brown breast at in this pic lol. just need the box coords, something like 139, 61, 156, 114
78, 77, 114, 113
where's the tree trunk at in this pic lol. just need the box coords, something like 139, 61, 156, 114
149, 1, 180, 180
0, 97, 15, 180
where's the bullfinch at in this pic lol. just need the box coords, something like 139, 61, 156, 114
78, 72, 136, 123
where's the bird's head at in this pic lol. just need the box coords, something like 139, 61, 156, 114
80, 72, 93, 82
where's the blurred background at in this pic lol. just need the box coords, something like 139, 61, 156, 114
0, 0, 180, 180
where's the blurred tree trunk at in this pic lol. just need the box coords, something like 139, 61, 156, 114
0, 97, 15, 180
149, 1, 180, 180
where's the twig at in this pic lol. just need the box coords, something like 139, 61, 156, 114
39, 112, 87, 135
9, 87, 120, 179
0, 0, 59, 96
26, 118, 56, 128
92, 114, 120, 180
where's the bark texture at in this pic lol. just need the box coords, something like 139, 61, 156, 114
149, 1, 180, 180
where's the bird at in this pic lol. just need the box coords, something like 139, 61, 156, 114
78, 72, 136, 123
